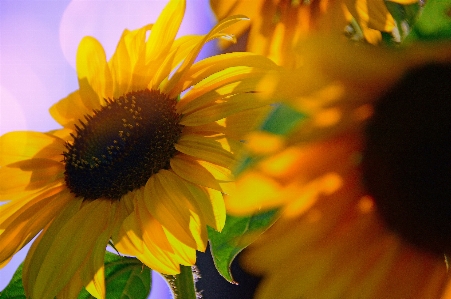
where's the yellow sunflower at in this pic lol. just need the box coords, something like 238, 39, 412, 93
226, 37, 451, 298
0, 0, 277, 298
210, 0, 418, 66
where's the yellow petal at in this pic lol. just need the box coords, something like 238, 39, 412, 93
175, 52, 277, 101
23, 198, 83, 297
83, 223, 113, 299
0, 186, 69, 266
0, 131, 66, 165
158, 170, 208, 250
137, 243, 181, 274
83, 201, 124, 299
28, 199, 114, 299
177, 67, 270, 115
196, 159, 235, 195
181, 179, 226, 232
163, 226, 197, 266
144, 174, 197, 248
113, 211, 145, 256
180, 92, 265, 126
210, 0, 254, 48
149, 35, 203, 90
164, 14, 250, 97
170, 154, 222, 191
49, 90, 91, 127
76, 36, 112, 109
135, 190, 183, 273
57, 268, 84, 299
174, 134, 238, 169
111, 24, 153, 94
0, 159, 64, 200
146, 0, 185, 61
136, 188, 174, 253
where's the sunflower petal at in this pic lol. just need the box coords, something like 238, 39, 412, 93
27, 199, 114, 299
0, 159, 64, 200
113, 211, 145, 256
164, 14, 250, 97
163, 227, 197, 266
49, 91, 90, 127
170, 154, 222, 191
177, 52, 277, 97
0, 186, 69, 267
181, 179, 226, 232
175, 134, 239, 169
177, 67, 270, 114
184, 106, 272, 140
149, 35, 203, 90
146, 0, 185, 62
23, 198, 83, 298
0, 131, 66, 165
57, 268, 84, 299
83, 224, 112, 299
157, 170, 208, 250
144, 174, 197, 248
133, 190, 171, 253
181, 92, 265, 126
76, 36, 112, 109
114, 24, 153, 94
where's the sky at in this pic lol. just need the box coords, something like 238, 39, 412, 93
0, 0, 217, 297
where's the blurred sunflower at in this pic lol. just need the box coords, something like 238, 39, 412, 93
0, 0, 277, 298
210, 0, 419, 66
226, 37, 451, 298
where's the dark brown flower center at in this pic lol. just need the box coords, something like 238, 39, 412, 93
63, 89, 183, 200
362, 63, 451, 255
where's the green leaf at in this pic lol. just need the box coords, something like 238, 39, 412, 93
78, 251, 151, 299
0, 263, 26, 299
208, 209, 278, 283
0, 251, 151, 299
406, 0, 451, 41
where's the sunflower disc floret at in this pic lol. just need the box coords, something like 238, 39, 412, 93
64, 89, 183, 200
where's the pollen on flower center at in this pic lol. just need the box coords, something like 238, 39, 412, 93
362, 63, 451, 255
63, 89, 183, 200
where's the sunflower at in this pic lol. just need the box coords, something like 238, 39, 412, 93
0, 0, 277, 298
225, 37, 451, 298
210, 0, 418, 66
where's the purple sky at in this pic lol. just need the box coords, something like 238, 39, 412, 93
0, 0, 216, 297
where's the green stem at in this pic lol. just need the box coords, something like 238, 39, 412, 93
163, 265, 198, 299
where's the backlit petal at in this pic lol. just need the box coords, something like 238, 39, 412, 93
175, 134, 239, 169
0, 186, 69, 266
144, 174, 197, 248
76, 36, 112, 110
0, 159, 64, 200
28, 199, 115, 299
49, 91, 91, 128
0, 131, 66, 165
164, 14, 250, 97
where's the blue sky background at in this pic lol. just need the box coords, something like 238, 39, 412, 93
0, 0, 217, 297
